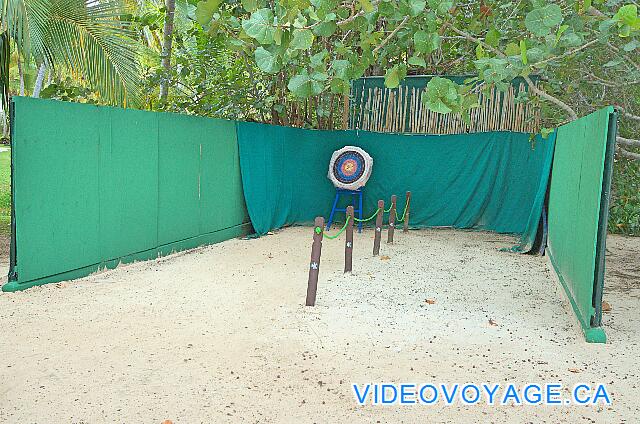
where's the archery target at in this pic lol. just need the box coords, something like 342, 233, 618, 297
328, 146, 373, 190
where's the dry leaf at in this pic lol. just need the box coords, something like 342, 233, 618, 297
380, 255, 391, 260
602, 301, 612, 313
488, 318, 498, 326
425, 299, 436, 305
162, 421, 173, 424
568, 368, 581, 373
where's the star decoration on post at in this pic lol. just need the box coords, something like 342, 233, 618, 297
346, 241, 352, 248
310, 262, 318, 270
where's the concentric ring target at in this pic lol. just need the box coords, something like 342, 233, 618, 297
327, 146, 373, 190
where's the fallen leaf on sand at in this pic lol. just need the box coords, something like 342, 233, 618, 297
425, 299, 436, 305
162, 421, 173, 424
380, 255, 391, 260
568, 368, 581, 373
488, 319, 498, 326
602, 300, 612, 313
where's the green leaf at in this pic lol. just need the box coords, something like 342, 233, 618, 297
359, 0, 374, 13
288, 71, 325, 97
384, 64, 406, 88
414, 31, 441, 54
254, 47, 281, 73
290, 29, 314, 50
409, 0, 426, 16
485, 27, 501, 47
242, 9, 276, 44
195, 0, 222, 26
331, 59, 351, 79
423, 77, 459, 113
313, 20, 337, 37
475, 44, 486, 59
613, 4, 638, 26
540, 127, 554, 139
241, 0, 259, 12
330, 78, 351, 94
519, 39, 528, 64
504, 42, 520, 56
408, 55, 426, 67
525, 4, 563, 37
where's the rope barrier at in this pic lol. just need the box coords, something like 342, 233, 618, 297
396, 202, 408, 222
353, 208, 382, 223
324, 216, 351, 240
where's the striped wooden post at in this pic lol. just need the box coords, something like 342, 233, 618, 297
345, 206, 354, 273
373, 200, 384, 256
388, 195, 397, 243
305, 217, 324, 306
403, 191, 411, 233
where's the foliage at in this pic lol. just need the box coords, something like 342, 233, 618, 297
0, 147, 10, 235
0, 0, 141, 108
610, 158, 640, 236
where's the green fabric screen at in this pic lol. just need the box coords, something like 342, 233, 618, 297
236, 122, 555, 246
547, 107, 617, 343
3, 97, 250, 292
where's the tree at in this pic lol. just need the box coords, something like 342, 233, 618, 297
0, 0, 141, 110
191, 0, 639, 157
159, 0, 176, 102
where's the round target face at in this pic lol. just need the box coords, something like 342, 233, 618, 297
328, 146, 373, 190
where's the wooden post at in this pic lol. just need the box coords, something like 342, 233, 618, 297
388, 195, 397, 243
403, 191, 412, 233
373, 200, 384, 256
305, 217, 324, 306
344, 206, 354, 273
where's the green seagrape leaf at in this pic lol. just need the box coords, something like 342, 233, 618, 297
485, 27, 501, 47
288, 71, 325, 97
384, 64, 407, 88
423, 77, 460, 113
414, 31, 441, 54
505, 42, 520, 56
359, 0, 374, 13
408, 55, 426, 67
195, 0, 222, 26
290, 29, 314, 50
409, 0, 426, 16
242, 8, 276, 44
330, 78, 351, 94
241, 0, 259, 12
525, 4, 563, 37
254, 47, 281, 73
313, 20, 337, 37
331, 59, 351, 79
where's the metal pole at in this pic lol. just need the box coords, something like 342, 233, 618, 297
403, 191, 412, 233
306, 217, 324, 306
373, 200, 384, 256
345, 206, 354, 272
388, 194, 397, 243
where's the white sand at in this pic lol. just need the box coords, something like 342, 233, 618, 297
0, 228, 638, 422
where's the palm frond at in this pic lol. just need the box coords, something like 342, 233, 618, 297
1, 31, 9, 110
2, 0, 141, 107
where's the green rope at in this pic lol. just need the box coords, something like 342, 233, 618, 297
324, 216, 351, 240
395, 202, 408, 222
353, 207, 382, 223
384, 205, 392, 213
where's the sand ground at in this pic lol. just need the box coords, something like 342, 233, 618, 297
0, 228, 638, 423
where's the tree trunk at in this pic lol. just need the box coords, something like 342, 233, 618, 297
17, 59, 25, 96
32, 63, 47, 98
158, 0, 176, 103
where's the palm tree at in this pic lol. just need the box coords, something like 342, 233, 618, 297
0, 0, 140, 111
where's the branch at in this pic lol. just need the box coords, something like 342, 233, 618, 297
373, 16, 409, 54
614, 105, 640, 122
522, 75, 578, 120
618, 146, 640, 160
618, 136, 640, 148
533, 39, 600, 67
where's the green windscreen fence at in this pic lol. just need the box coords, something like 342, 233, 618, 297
236, 122, 555, 250
3, 97, 250, 292
547, 107, 617, 343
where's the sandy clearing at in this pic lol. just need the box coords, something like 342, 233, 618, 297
0, 227, 638, 423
